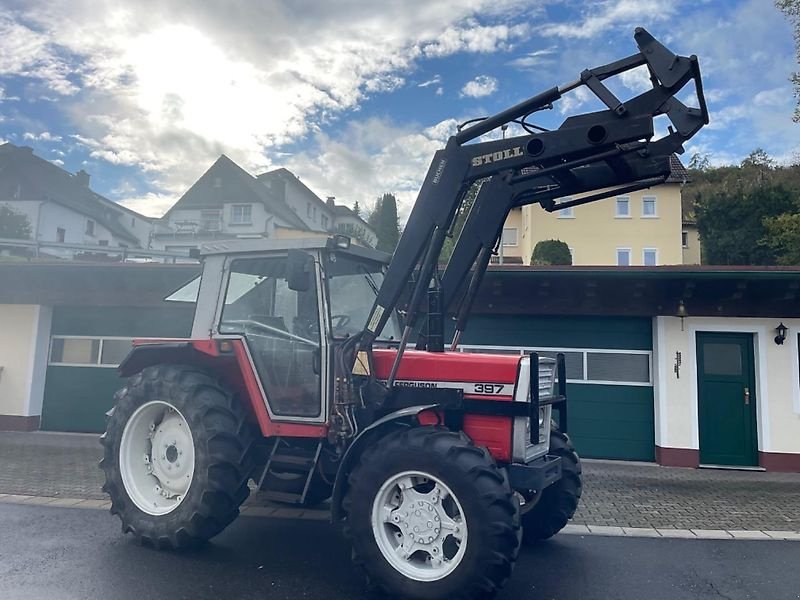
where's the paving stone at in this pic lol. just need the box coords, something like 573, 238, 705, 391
3, 431, 800, 533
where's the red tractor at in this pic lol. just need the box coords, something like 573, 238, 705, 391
101, 29, 707, 599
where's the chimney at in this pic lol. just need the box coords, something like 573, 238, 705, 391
75, 169, 90, 187
326, 196, 335, 208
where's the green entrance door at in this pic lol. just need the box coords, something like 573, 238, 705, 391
696, 332, 758, 466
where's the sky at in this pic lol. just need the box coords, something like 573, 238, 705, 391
0, 0, 797, 220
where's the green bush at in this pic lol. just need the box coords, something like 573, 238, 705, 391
531, 239, 572, 266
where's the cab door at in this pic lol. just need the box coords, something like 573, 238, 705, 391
218, 254, 325, 421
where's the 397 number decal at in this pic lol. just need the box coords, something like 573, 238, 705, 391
473, 383, 505, 394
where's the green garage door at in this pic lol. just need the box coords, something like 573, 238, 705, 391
41, 306, 194, 433
459, 315, 655, 461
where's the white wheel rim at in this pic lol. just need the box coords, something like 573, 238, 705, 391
371, 470, 468, 582
119, 401, 195, 516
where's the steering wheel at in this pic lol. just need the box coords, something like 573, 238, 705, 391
331, 314, 351, 331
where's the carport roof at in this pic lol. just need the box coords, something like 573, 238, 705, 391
473, 265, 800, 318
3, 261, 800, 318
0, 262, 199, 307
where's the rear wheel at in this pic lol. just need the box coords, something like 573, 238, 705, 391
521, 428, 582, 543
343, 427, 521, 600
100, 365, 257, 549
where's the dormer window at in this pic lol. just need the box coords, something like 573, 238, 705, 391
85, 219, 95, 236
230, 204, 252, 225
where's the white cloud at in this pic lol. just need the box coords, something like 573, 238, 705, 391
418, 75, 441, 88
117, 192, 179, 218
421, 21, 529, 57
23, 131, 62, 142
0, 1, 543, 204
558, 86, 593, 115
283, 117, 458, 221
507, 46, 558, 69
618, 65, 652, 93
539, 0, 675, 39
461, 75, 498, 98
0, 14, 78, 95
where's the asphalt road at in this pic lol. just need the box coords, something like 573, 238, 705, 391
1, 503, 799, 600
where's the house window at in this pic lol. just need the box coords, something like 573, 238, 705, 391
99, 240, 109, 247
49, 336, 134, 367
213, 177, 222, 188
682, 231, 689, 247
307, 203, 313, 218
642, 196, 657, 217
615, 197, 630, 218
85, 219, 95, 236
321, 214, 329, 229
502, 228, 518, 247
643, 248, 658, 266
230, 204, 252, 225
131, 217, 136, 228
201, 210, 222, 231
56, 227, 65, 243
616, 248, 631, 266
460, 345, 653, 386
558, 206, 575, 218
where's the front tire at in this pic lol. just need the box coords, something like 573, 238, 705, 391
343, 427, 521, 600
521, 428, 582, 543
100, 365, 257, 549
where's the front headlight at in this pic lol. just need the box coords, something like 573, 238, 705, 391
538, 407, 546, 427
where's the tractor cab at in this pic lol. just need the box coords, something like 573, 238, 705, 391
169, 236, 400, 422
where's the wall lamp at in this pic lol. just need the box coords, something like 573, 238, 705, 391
774, 322, 788, 345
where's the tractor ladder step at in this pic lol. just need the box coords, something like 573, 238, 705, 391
260, 490, 306, 504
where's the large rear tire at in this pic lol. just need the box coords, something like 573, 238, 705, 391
343, 426, 521, 600
100, 365, 257, 549
521, 428, 582, 543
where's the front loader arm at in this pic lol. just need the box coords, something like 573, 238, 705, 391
355, 27, 708, 387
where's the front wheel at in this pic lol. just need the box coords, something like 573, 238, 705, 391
100, 365, 257, 549
343, 427, 521, 600
521, 428, 582, 543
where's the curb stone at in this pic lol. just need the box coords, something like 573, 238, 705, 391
1, 493, 798, 541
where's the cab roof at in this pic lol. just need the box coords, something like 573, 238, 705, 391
198, 236, 390, 264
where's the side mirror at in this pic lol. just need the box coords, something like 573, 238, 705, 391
287, 250, 314, 292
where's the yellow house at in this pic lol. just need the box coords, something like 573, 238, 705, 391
500, 156, 692, 266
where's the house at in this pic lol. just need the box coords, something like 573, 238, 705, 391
500, 155, 693, 266
1, 260, 799, 473
153, 157, 376, 253
0, 143, 153, 256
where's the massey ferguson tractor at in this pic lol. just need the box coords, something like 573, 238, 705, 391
101, 29, 707, 599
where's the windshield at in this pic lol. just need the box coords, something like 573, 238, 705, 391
326, 253, 400, 341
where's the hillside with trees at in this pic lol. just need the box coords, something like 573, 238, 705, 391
683, 150, 800, 265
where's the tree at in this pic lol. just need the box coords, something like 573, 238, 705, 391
439, 180, 483, 263
352, 201, 361, 218
776, 0, 800, 122
0, 204, 32, 239
368, 193, 401, 253
531, 240, 572, 266
688, 153, 710, 171
696, 184, 796, 265
762, 212, 800, 264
